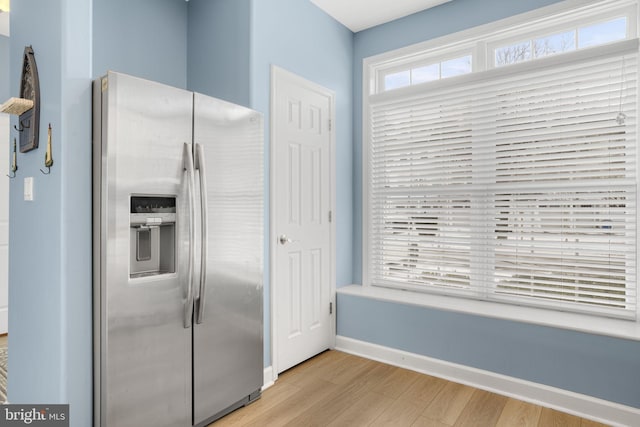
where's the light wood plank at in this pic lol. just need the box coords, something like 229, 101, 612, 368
240, 379, 339, 427
496, 398, 542, 427
279, 350, 348, 388
340, 359, 401, 391
209, 350, 612, 427
538, 407, 582, 427
283, 363, 390, 426
581, 419, 611, 427
454, 389, 508, 427
370, 398, 424, 426
211, 382, 300, 426
411, 416, 453, 427
321, 353, 378, 386
399, 373, 448, 407
422, 381, 475, 425
325, 391, 393, 427
371, 366, 423, 399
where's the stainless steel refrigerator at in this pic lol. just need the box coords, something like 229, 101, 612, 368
92, 71, 264, 427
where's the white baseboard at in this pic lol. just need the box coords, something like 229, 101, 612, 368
336, 336, 640, 427
262, 366, 274, 391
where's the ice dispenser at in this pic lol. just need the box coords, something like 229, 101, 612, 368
130, 196, 176, 278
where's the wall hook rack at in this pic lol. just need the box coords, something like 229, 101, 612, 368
14, 119, 30, 132
18, 46, 40, 153
0, 46, 40, 153
40, 124, 53, 175
7, 138, 18, 179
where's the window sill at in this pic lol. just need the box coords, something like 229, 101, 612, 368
337, 284, 640, 342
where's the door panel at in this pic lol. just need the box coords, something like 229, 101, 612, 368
96, 72, 193, 427
274, 68, 333, 373
192, 93, 263, 425
288, 143, 301, 225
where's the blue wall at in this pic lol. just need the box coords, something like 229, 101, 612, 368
9, 1, 189, 425
9, 1, 93, 425
345, 0, 640, 410
187, 0, 251, 106
0, 35, 8, 102
9, 0, 64, 406
93, 0, 188, 87
250, 0, 354, 366
338, 294, 640, 408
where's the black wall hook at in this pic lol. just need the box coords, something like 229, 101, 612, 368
14, 119, 30, 132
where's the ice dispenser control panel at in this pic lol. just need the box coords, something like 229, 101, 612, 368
130, 196, 176, 278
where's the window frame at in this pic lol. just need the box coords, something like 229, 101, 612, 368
366, 0, 638, 95
377, 48, 475, 92
362, 0, 640, 329
485, 5, 636, 69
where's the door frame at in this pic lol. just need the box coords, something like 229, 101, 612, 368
269, 65, 337, 382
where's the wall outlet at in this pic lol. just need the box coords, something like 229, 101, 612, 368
24, 177, 33, 201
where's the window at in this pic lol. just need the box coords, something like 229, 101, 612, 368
364, 0, 639, 320
371, 1, 637, 94
382, 54, 472, 91
494, 16, 628, 67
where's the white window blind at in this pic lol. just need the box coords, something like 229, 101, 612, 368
367, 41, 638, 319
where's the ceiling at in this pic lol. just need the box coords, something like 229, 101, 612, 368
310, 0, 452, 32
0, 0, 454, 39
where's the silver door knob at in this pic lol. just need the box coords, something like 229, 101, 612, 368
279, 234, 292, 245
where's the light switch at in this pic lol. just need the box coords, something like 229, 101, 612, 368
24, 177, 33, 201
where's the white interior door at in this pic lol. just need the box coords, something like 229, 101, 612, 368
272, 66, 335, 374
0, 114, 9, 334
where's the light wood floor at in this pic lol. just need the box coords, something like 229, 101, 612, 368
210, 350, 609, 427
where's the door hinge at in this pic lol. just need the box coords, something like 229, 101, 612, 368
328, 210, 332, 223
328, 119, 332, 131
330, 302, 333, 315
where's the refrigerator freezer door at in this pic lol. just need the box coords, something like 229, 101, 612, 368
94, 72, 194, 427
192, 93, 264, 426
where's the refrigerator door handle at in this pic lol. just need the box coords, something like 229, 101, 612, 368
195, 143, 208, 324
183, 142, 196, 328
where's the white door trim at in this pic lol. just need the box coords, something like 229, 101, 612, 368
269, 65, 336, 381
